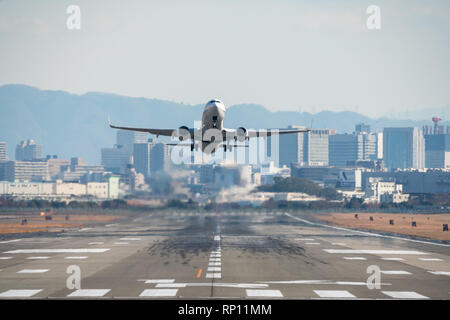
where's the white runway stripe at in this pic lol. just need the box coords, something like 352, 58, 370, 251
155, 283, 186, 288
214, 236, 220, 241
314, 290, 356, 298
206, 273, 221, 279
209, 258, 221, 262
381, 270, 411, 275
344, 257, 367, 260
246, 289, 283, 298
295, 239, 315, 241
64, 256, 88, 260
331, 243, 346, 246
139, 289, 178, 297
67, 289, 110, 297
324, 249, 427, 255
143, 279, 175, 284
382, 258, 404, 261
5, 249, 110, 254
26, 257, 49, 260
119, 238, 141, 241
419, 258, 443, 261
305, 242, 320, 245
428, 271, 450, 276
209, 262, 221, 266
89, 242, 104, 245
114, 242, 128, 245
207, 267, 221, 272
0, 289, 42, 298
0, 257, 12, 260
382, 291, 429, 299
17, 269, 49, 274
0, 239, 22, 244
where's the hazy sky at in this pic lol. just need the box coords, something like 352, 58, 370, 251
1, 0, 449, 117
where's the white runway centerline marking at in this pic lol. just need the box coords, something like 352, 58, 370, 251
380, 270, 412, 275
78, 228, 92, 232
382, 291, 429, 299
143, 279, 175, 284
314, 290, 356, 298
4, 249, 110, 254
428, 271, 450, 276
209, 262, 221, 266
26, 257, 49, 260
214, 236, 220, 241
305, 242, 320, 245
64, 256, 88, 260
139, 289, 178, 297
0, 257, 12, 260
206, 273, 221, 279
0, 289, 42, 298
209, 258, 221, 262
295, 238, 315, 241
17, 269, 49, 274
67, 289, 110, 297
344, 257, 367, 260
88, 242, 104, 245
246, 289, 283, 298
114, 242, 129, 245
419, 258, 443, 261
207, 267, 221, 272
382, 258, 405, 261
324, 249, 427, 255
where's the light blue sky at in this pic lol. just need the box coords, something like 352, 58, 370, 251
1, 0, 449, 117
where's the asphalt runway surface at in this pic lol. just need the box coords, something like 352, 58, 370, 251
0, 211, 449, 299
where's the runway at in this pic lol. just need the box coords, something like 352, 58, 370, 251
0, 211, 449, 299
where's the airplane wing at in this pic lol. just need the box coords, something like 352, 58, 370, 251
109, 123, 175, 137
222, 127, 310, 140
246, 128, 310, 138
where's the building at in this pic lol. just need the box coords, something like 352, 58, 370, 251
133, 142, 153, 179
116, 131, 148, 155
47, 157, 70, 179
278, 125, 306, 167
101, 146, 132, 174
383, 127, 425, 170
361, 170, 450, 194
0, 160, 49, 182
150, 143, 171, 173
59, 157, 106, 182
364, 177, 408, 203
329, 132, 379, 167
355, 123, 371, 134
0, 142, 8, 161
15, 139, 42, 161
425, 134, 450, 169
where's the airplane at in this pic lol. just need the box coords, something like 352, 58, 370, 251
109, 99, 310, 154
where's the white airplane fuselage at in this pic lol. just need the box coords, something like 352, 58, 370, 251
199, 99, 226, 153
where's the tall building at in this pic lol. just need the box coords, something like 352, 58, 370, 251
303, 129, 334, 166
15, 139, 42, 161
278, 127, 333, 167
0, 160, 49, 182
133, 142, 153, 179
329, 125, 380, 167
150, 143, 171, 173
383, 127, 425, 170
278, 125, 305, 167
116, 131, 148, 155
425, 134, 450, 169
101, 146, 133, 174
0, 142, 8, 161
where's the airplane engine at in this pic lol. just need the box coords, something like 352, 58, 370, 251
176, 126, 191, 141
236, 127, 247, 142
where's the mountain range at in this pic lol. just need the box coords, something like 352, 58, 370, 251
0, 84, 448, 164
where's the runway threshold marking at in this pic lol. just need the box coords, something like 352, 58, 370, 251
17, 269, 49, 274
0, 289, 42, 298
139, 289, 178, 297
428, 271, 450, 276
0, 239, 22, 244
246, 289, 283, 298
67, 289, 111, 297
0, 257, 12, 260
314, 290, 356, 298
381, 291, 429, 299
380, 270, 412, 275
343, 257, 367, 260
196, 269, 202, 278
4, 249, 110, 254
382, 257, 404, 261
419, 258, 443, 261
